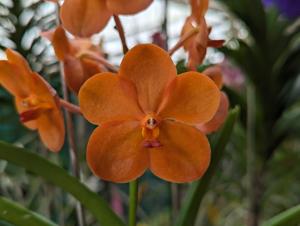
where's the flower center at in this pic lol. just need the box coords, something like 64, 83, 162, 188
19, 95, 52, 123
146, 117, 158, 129
21, 95, 40, 108
141, 115, 162, 148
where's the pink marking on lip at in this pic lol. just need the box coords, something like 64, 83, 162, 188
142, 140, 162, 148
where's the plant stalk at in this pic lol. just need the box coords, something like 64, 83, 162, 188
55, 3, 86, 226
113, 15, 129, 54
162, 0, 169, 50
81, 53, 118, 72
129, 180, 139, 226
59, 99, 81, 114
247, 84, 260, 226
59, 62, 86, 226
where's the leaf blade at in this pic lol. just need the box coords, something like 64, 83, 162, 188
262, 204, 300, 226
0, 196, 57, 226
0, 142, 126, 226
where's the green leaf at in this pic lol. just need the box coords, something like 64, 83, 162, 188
0, 142, 126, 226
176, 59, 188, 74
262, 204, 300, 226
0, 196, 57, 226
273, 104, 300, 139
175, 106, 240, 226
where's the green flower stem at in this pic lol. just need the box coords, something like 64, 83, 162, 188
0, 141, 126, 226
247, 84, 259, 226
0, 196, 57, 226
129, 179, 139, 226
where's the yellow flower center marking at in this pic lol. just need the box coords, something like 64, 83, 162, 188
142, 115, 159, 138
20, 95, 53, 122
21, 95, 40, 108
141, 115, 162, 148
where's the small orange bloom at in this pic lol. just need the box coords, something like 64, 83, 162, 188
198, 92, 229, 133
181, 0, 224, 70
60, 0, 153, 37
43, 26, 106, 93
198, 66, 229, 134
0, 49, 65, 152
79, 44, 221, 183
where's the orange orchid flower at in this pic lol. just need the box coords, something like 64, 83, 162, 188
181, 0, 224, 70
79, 44, 221, 183
60, 0, 153, 37
0, 49, 65, 152
43, 26, 107, 93
198, 66, 229, 134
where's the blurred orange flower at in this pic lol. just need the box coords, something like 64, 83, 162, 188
0, 49, 65, 152
60, 0, 153, 37
198, 66, 229, 134
43, 26, 107, 93
181, 0, 224, 70
79, 44, 221, 183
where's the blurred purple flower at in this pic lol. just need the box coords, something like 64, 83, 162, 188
111, 186, 124, 217
263, 0, 300, 19
221, 59, 245, 91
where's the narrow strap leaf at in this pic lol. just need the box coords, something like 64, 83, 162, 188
0, 142, 126, 226
0, 196, 57, 226
175, 106, 240, 226
262, 204, 300, 226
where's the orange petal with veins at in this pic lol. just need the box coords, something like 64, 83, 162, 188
79, 72, 144, 125
150, 120, 210, 183
107, 0, 153, 14
197, 92, 229, 134
119, 44, 176, 113
0, 49, 34, 97
6, 49, 32, 76
28, 73, 57, 103
158, 72, 220, 124
51, 26, 71, 60
37, 106, 65, 152
0, 61, 29, 98
87, 121, 149, 183
60, 0, 111, 37
63, 56, 85, 93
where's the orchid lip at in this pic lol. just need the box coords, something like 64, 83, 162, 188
142, 140, 162, 149
19, 104, 53, 123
